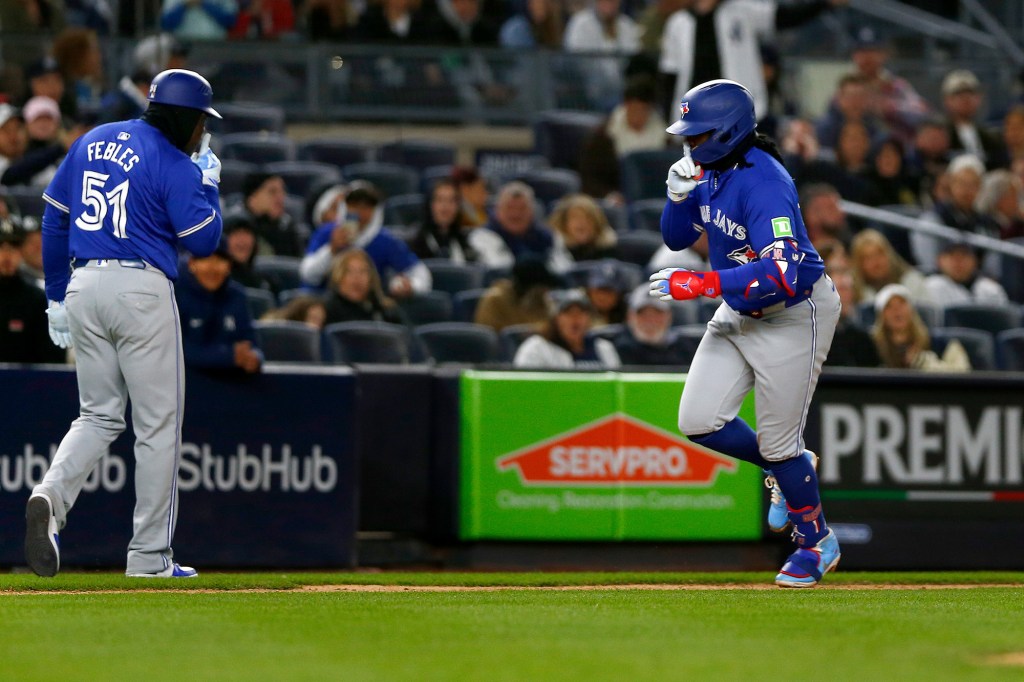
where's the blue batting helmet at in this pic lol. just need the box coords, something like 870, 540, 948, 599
147, 69, 221, 119
666, 79, 756, 165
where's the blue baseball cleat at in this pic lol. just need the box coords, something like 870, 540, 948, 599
775, 528, 841, 588
127, 563, 199, 578
764, 450, 819, 533
25, 493, 61, 578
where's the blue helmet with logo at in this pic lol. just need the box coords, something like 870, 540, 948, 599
147, 69, 221, 119
666, 79, 756, 165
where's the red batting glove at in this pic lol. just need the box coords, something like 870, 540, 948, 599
668, 270, 721, 300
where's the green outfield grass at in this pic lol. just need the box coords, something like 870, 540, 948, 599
2, 572, 1022, 681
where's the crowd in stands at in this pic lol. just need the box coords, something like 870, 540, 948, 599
2, 2, 1024, 372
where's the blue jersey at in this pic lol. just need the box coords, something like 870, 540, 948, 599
41, 119, 222, 302
660, 146, 824, 313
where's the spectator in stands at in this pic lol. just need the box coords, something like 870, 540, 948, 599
658, 0, 845, 123
916, 154, 1000, 271
230, 0, 295, 39
647, 231, 709, 272
51, 28, 105, 113
848, 25, 930, 144
500, 0, 563, 48
564, 0, 640, 110
21, 57, 69, 122
228, 172, 306, 257
0, 1, 64, 69
23, 96, 62, 152
636, 0, 685, 55
941, 69, 1007, 170
758, 44, 798, 139
222, 215, 272, 291
132, 33, 189, 75
977, 169, 1024, 241
303, 0, 354, 41
97, 70, 152, 125
514, 288, 621, 368
485, 181, 571, 272
823, 267, 880, 368
0, 102, 85, 188
475, 252, 562, 331
0, 220, 64, 364
586, 260, 629, 327
799, 183, 851, 250
817, 239, 848, 272
826, 120, 875, 203
301, 181, 431, 297
779, 117, 826, 180
578, 75, 667, 203
851, 228, 928, 304
176, 242, 263, 375
0, 105, 27, 179
816, 73, 883, 153
261, 294, 328, 329
452, 166, 490, 228
321, 248, 405, 325
872, 283, 969, 372
547, 194, 617, 263
905, 117, 951, 205
1001, 106, 1024, 167
420, 0, 500, 45
613, 284, 688, 366
355, 0, 420, 42
18, 221, 45, 289
863, 135, 920, 208
410, 178, 480, 263
923, 240, 1008, 306
161, 0, 239, 40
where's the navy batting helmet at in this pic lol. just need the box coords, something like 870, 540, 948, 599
147, 69, 221, 119
666, 79, 756, 165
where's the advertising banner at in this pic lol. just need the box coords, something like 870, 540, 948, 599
0, 366, 358, 568
460, 371, 761, 540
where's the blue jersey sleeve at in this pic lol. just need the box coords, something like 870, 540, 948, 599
40, 144, 78, 302
165, 156, 222, 257
660, 197, 704, 252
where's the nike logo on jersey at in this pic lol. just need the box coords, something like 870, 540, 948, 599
700, 206, 747, 240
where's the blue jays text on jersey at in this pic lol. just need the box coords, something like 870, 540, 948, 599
40, 119, 222, 302
660, 145, 824, 314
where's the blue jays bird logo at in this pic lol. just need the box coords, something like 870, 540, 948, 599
679, 102, 689, 118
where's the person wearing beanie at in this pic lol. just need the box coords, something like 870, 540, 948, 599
224, 171, 306, 257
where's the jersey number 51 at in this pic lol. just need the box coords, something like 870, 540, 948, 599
75, 170, 130, 239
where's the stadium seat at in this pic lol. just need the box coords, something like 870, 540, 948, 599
383, 193, 426, 226
514, 168, 581, 206
262, 161, 342, 198
999, 237, 1024, 303
324, 321, 411, 364
253, 256, 303, 293
378, 140, 456, 171
219, 132, 295, 164
930, 327, 996, 370
615, 231, 664, 267
500, 322, 541, 360
483, 266, 513, 287
3, 186, 46, 219
620, 150, 682, 203
453, 288, 489, 322
995, 328, 1024, 370
419, 164, 454, 194
342, 162, 419, 199
219, 160, 258, 197
277, 288, 316, 305
243, 287, 276, 320
422, 259, 486, 294
414, 322, 503, 364
942, 303, 1023, 335
254, 320, 321, 362
297, 138, 377, 170
397, 291, 454, 325
532, 110, 603, 170
698, 298, 721, 323
629, 198, 667, 232
858, 300, 941, 330
564, 260, 642, 290
669, 325, 706, 365
587, 324, 623, 342
601, 202, 629, 233
671, 301, 701, 327
207, 102, 285, 135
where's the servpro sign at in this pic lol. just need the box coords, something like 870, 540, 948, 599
460, 371, 760, 541
496, 414, 736, 486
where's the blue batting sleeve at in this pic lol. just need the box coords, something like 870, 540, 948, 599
168, 160, 223, 257
41, 203, 71, 302
716, 239, 801, 299
660, 197, 704, 252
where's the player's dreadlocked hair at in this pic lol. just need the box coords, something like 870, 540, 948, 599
141, 102, 204, 153
702, 132, 788, 174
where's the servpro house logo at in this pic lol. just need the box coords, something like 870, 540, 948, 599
496, 414, 736, 487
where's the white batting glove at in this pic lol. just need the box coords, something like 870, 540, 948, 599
665, 144, 704, 203
648, 268, 681, 301
191, 133, 221, 188
46, 300, 73, 349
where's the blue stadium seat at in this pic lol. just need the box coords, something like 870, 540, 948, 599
3, 186, 46, 219
243, 287, 276, 320
397, 291, 454, 325
930, 327, 996, 370
219, 160, 258, 197
253, 256, 303, 293
420, 164, 454, 194
614, 231, 664, 267
207, 102, 285, 135
254, 320, 322, 362
262, 161, 342, 199
587, 324, 624, 342
629, 198, 667, 232
379, 140, 456, 171
620, 150, 682, 203
942, 302, 1023, 335
515, 168, 581, 206
342, 162, 419, 199
324, 321, 412, 364
453, 288, 489, 322
669, 325, 706, 365
999, 238, 1024, 303
383, 193, 425, 226
297, 138, 377, 170
499, 323, 541, 361
219, 132, 295, 164
414, 322, 503, 364
422, 259, 486, 294
532, 110, 603, 170
601, 201, 629, 233
996, 328, 1024, 370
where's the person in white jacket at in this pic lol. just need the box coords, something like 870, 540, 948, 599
923, 240, 1009, 306
564, 0, 640, 109
659, 0, 845, 122
514, 288, 621, 368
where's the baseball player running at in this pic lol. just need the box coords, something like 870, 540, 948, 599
25, 69, 224, 578
650, 80, 841, 587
